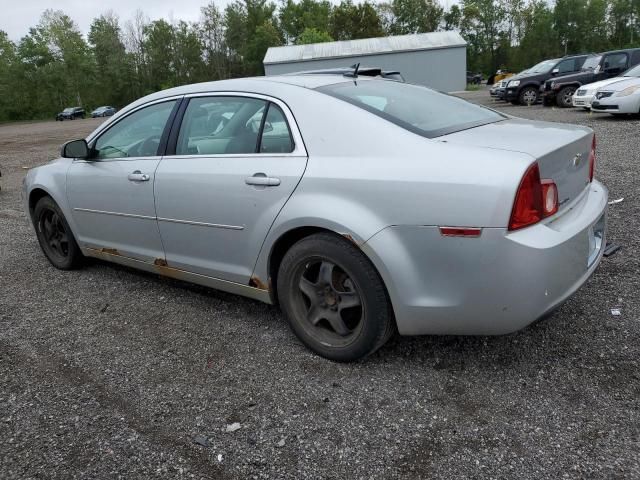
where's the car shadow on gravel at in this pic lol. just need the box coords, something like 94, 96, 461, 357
86, 257, 575, 373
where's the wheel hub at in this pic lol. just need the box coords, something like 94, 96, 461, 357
296, 260, 363, 338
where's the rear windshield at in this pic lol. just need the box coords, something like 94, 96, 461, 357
317, 80, 505, 138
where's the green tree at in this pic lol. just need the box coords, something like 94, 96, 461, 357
389, 0, 443, 34
330, 1, 384, 40
245, 21, 283, 74
143, 19, 176, 90
279, 0, 332, 43
224, 0, 281, 75
201, 2, 229, 79
296, 27, 333, 44
510, 0, 558, 71
0, 31, 18, 121
443, 4, 462, 30
460, 0, 507, 73
173, 21, 205, 85
88, 13, 134, 107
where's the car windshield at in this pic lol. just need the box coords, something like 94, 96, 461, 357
582, 56, 602, 70
63, 108, 74, 113
317, 80, 505, 138
623, 64, 640, 77
527, 59, 560, 74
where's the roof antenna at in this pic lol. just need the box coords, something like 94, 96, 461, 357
345, 63, 360, 78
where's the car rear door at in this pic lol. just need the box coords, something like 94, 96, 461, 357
153, 94, 308, 285
67, 98, 180, 262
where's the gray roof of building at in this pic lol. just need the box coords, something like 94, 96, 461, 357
264, 31, 467, 65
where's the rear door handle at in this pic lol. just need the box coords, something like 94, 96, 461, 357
128, 171, 150, 182
245, 173, 280, 187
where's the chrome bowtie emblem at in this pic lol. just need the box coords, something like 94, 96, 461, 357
573, 153, 583, 167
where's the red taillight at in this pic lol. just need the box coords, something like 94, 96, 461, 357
508, 162, 559, 231
589, 134, 596, 182
509, 163, 543, 231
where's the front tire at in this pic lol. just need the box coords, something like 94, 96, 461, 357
518, 87, 538, 105
277, 233, 394, 362
556, 86, 576, 108
33, 196, 84, 270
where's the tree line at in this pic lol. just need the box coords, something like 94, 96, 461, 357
0, 0, 638, 122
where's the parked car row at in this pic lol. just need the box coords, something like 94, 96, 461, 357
490, 47, 640, 113
55, 106, 117, 121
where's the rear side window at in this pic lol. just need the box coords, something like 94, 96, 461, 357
317, 80, 505, 138
604, 53, 628, 71
176, 97, 267, 155
260, 104, 294, 153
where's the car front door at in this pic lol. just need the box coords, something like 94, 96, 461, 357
67, 98, 179, 262
153, 94, 307, 284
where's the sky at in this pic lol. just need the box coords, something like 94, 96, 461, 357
2, 0, 229, 40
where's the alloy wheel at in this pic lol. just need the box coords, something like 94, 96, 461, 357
39, 209, 70, 260
294, 258, 364, 345
522, 89, 537, 105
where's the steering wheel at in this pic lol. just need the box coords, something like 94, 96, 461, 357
136, 135, 161, 156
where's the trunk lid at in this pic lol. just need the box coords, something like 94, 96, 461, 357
439, 118, 593, 212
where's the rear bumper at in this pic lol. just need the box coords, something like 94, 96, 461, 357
362, 181, 608, 336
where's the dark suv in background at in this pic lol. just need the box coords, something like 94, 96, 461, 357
542, 48, 640, 107
504, 54, 592, 105
55, 107, 85, 121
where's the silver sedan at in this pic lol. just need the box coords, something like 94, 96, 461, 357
23, 74, 608, 361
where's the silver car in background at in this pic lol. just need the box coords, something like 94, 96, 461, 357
23, 74, 608, 361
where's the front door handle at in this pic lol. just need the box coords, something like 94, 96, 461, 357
128, 170, 150, 182
245, 173, 280, 187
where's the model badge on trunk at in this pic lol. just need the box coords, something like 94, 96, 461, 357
573, 153, 583, 167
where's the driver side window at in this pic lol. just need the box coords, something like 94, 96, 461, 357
92, 101, 176, 160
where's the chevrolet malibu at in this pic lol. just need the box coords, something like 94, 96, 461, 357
23, 74, 608, 361
590, 64, 640, 115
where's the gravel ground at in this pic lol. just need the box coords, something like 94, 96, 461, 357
0, 92, 639, 479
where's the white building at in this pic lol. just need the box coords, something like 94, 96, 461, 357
263, 31, 467, 92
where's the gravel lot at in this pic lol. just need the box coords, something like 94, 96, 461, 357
1, 91, 639, 479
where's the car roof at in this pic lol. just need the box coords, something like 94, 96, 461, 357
130, 74, 374, 103
108, 74, 386, 123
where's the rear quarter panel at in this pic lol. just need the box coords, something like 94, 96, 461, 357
252, 87, 534, 283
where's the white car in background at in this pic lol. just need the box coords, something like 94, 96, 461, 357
572, 77, 628, 109
572, 62, 640, 110
590, 64, 640, 115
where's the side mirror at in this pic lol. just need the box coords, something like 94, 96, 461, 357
61, 139, 89, 159
551, 68, 559, 75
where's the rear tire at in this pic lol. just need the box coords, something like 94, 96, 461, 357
556, 86, 576, 108
277, 233, 394, 362
33, 196, 84, 270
